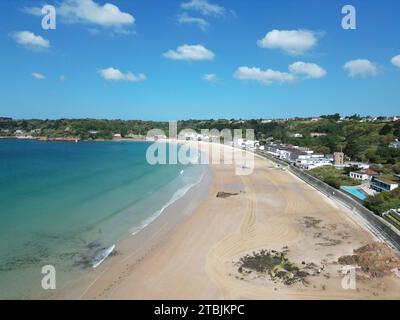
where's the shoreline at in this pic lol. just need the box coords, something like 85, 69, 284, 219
0, 136, 148, 142
80, 142, 400, 299
0, 139, 210, 299
2, 140, 399, 299
55, 156, 212, 299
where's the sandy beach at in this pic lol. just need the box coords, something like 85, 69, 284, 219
80, 142, 400, 300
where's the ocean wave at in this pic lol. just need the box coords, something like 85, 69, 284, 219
92, 244, 116, 269
130, 172, 204, 236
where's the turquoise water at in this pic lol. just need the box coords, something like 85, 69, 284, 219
0, 139, 205, 299
341, 186, 367, 200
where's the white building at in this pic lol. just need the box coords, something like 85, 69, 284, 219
350, 168, 378, 181
236, 138, 260, 150
15, 130, 24, 135
346, 162, 370, 170
295, 158, 332, 170
289, 149, 324, 162
276, 149, 291, 160
265, 146, 291, 160
389, 140, 400, 149
371, 176, 400, 192
310, 132, 327, 137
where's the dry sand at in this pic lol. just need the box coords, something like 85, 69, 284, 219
81, 142, 400, 299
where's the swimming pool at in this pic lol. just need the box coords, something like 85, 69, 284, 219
341, 186, 367, 201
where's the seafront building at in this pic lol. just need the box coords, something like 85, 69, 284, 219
236, 138, 260, 150
333, 152, 344, 166
349, 168, 378, 181
371, 175, 400, 192
346, 162, 370, 170
295, 157, 332, 170
264, 143, 331, 170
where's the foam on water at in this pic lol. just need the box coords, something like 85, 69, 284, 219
92, 244, 116, 268
0, 140, 207, 298
131, 172, 204, 236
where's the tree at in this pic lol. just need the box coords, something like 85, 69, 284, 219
387, 158, 396, 165
321, 113, 341, 121
365, 188, 400, 215
379, 124, 392, 135
348, 114, 361, 120
344, 138, 365, 161
394, 128, 400, 139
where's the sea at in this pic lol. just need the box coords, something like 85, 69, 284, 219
0, 139, 206, 299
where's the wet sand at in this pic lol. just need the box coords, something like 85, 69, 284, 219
81, 142, 400, 299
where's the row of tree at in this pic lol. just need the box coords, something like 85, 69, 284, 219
1, 116, 400, 168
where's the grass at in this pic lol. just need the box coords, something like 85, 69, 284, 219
310, 166, 361, 189
384, 212, 400, 230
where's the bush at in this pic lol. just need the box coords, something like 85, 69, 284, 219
310, 166, 360, 189
324, 176, 341, 189
365, 188, 400, 215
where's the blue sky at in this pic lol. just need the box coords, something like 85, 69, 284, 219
0, 0, 399, 120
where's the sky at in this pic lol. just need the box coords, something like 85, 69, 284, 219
0, 0, 399, 120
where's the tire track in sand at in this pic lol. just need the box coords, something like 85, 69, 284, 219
205, 174, 257, 299
204, 162, 306, 299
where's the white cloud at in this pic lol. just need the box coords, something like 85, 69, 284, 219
32, 72, 46, 80
180, 0, 225, 16
391, 55, 400, 68
178, 13, 209, 31
59, 75, 67, 81
289, 61, 327, 79
25, 0, 135, 31
257, 29, 318, 55
234, 61, 327, 85
203, 74, 217, 82
11, 31, 50, 50
163, 44, 215, 61
99, 67, 146, 82
343, 59, 378, 77
234, 66, 296, 85
21, 6, 42, 16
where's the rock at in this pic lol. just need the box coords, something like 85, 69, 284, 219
338, 242, 400, 278
216, 192, 239, 199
